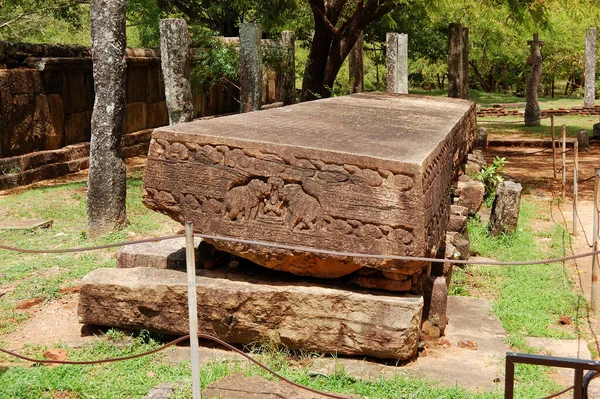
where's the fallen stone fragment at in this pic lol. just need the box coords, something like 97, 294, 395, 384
42, 348, 68, 366
456, 178, 484, 214
0, 219, 53, 230
143, 382, 185, 399
16, 297, 43, 310
490, 180, 522, 236
457, 340, 478, 350
78, 267, 423, 360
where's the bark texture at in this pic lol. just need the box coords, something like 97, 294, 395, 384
277, 31, 296, 106
87, 0, 127, 236
349, 32, 364, 93
448, 24, 469, 99
78, 267, 424, 360
525, 34, 543, 126
159, 19, 194, 124
239, 23, 262, 112
585, 28, 597, 107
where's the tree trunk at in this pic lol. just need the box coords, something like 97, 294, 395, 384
349, 31, 364, 93
87, 0, 127, 237
524, 34, 543, 126
301, 18, 335, 101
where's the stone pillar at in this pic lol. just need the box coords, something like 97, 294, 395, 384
525, 34, 544, 126
585, 28, 597, 107
160, 19, 193, 125
386, 33, 408, 94
276, 30, 296, 106
448, 23, 469, 99
88, 0, 127, 236
349, 32, 364, 93
578, 129, 590, 151
490, 181, 523, 236
239, 23, 262, 112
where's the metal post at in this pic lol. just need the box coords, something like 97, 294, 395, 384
551, 115, 557, 180
562, 125, 567, 200
505, 355, 515, 399
185, 221, 202, 399
573, 141, 579, 236
593, 169, 600, 311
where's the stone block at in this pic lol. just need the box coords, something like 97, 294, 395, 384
78, 267, 424, 360
448, 214, 467, 233
476, 127, 487, 148
40, 70, 63, 94
62, 70, 87, 114
578, 129, 590, 151
142, 94, 477, 279
9, 69, 43, 94
33, 94, 60, 151
65, 111, 92, 145
127, 66, 150, 103
594, 123, 600, 140
148, 101, 169, 128
123, 102, 148, 134
4, 93, 35, 156
0, 70, 12, 156
490, 180, 522, 236
45, 94, 65, 149
116, 237, 201, 271
450, 204, 468, 217
456, 178, 484, 214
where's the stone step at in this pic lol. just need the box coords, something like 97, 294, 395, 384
78, 267, 423, 360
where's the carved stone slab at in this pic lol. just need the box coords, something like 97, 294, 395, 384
78, 267, 424, 360
143, 93, 477, 279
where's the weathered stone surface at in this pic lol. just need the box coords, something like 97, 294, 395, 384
448, 232, 470, 260
448, 214, 467, 233
123, 102, 148, 134
64, 111, 92, 145
147, 101, 169, 128
525, 34, 543, 126
45, 94, 65, 149
578, 129, 590, 151
386, 33, 408, 94
116, 237, 201, 270
427, 276, 448, 335
239, 23, 263, 112
160, 18, 193, 125
78, 267, 424, 360
490, 180, 522, 236
476, 127, 487, 148
456, 178, 484, 214
585, 28, 597, 107
88, 0, 128, 236
142, 93, 477, 279
276, 31, 296, 106
450, 205, 468, 217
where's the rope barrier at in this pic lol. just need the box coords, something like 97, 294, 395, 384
2, 232, 600, 266
0, 333, 350, 399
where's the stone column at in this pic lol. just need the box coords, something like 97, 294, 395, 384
349, 32, 364, 93
239, 23, 262, 112
585, 28, 597, 107
525, 34, 544, 126
88, 0, 127, 236
448, 23, 469, 99
160, 19, 193, 125
386, 33, 408, 94
276, 30, 296, 106
490, 181, 523, 236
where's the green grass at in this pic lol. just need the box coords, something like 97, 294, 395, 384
452, 200, 583, 342
0, 176, 177, 334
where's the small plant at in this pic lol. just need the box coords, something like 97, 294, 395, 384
474, 156, 505, 205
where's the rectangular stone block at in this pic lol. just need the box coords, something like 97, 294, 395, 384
123, 102, 148, 134
116, 237, 201, 270
78, 267, 423, 360
45, 94, 65, 149
64, 111, 91, 145
142, 93, 476, 280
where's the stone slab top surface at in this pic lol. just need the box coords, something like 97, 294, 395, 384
0, 219, 53, 230
153, 93, 474, 166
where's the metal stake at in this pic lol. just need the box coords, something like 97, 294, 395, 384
562, 125, 567, 200
573, 141, 579, 236
185, 221, 202, 399
551, 115, 557, 180
592, 168, 600, 311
